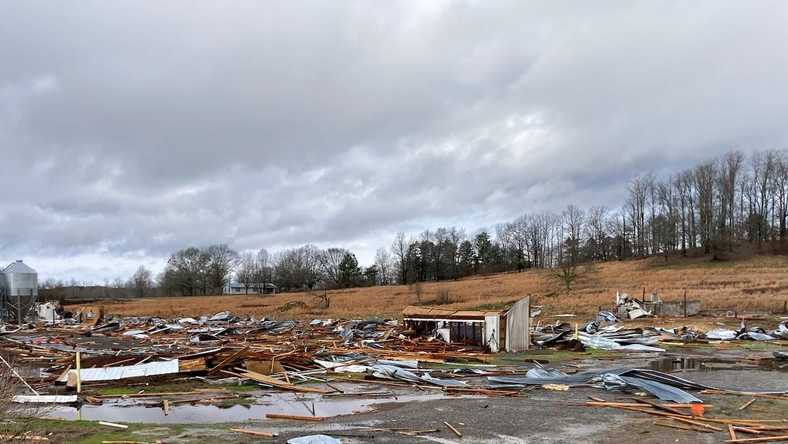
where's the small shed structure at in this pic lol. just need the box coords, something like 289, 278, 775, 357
402, 296, 530, 353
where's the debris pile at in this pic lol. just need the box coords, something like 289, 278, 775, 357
0, 303, 785, 443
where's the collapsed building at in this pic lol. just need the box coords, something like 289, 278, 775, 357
402, 296, 530, 352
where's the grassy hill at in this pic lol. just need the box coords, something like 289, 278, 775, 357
84, 254, 788, 320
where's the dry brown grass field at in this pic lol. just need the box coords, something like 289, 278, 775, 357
80, 254, 788, 320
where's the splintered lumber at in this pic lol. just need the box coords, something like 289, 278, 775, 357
265, 413, 326, 422
613, 406, 723, 431
240, 370, 331, 394
178, 357, 207, 372
730, 425, 738, 440
208, 347, 249, 374
653, 420, 712, 433
585, 402, 706, 409
733, 426, 766, 435
246, 359, 285, 375
725, 436, 788, 443
162, 399, 170, 416
739, 399, 757, 411
444, 422, 462, 438
230, 428, 277, 438
633, 398, 689, 416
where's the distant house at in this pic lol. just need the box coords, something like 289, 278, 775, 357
223, 282, 278, 295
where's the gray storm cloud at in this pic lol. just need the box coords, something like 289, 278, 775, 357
1, 1, 787, 281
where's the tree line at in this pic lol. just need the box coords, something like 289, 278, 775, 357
393, 149, 788, 285
44, 149, 788, 296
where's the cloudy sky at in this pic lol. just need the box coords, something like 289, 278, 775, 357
2, 1, 788, 282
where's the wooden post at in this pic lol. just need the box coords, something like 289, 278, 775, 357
641, 288, 645, 306
683, 290, 687, 318
16, 294, 21, 325
76, 351, 81, 394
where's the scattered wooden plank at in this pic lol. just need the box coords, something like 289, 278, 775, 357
585, 402, 705, 409
739, 399, 757, 411
230, 428, 277, 438
653, 420, 712, 433
733, 426, 766, 435
633, 398, 689, 416
730, 424, 738, 441
725, 436, 788, 443
265, 413, 326, 422
613, 406, 723, 431
444, 421, 462, 438
240, 370, 331, 394
208, 347, 249, 375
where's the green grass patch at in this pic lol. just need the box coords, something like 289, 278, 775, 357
0, 418, 180, 444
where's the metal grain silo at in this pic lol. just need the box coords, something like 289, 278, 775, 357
2, 260, 38, 298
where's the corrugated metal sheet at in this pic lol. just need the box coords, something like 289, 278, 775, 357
66, 360, 180, 387
402, 306, 500, 320
3, 261, 36, 274
505, 296, 530, 352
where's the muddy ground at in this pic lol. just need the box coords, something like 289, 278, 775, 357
5, 342, 786, 444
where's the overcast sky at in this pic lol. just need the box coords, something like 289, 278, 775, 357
2, 1, 788, 283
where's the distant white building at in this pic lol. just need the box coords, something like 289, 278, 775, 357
0, 260, 38, 298
223, 281, 278, 295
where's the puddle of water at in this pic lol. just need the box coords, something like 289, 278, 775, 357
649, 357, 712, 372
648, 356, 785, 372
45, 391, 469, 424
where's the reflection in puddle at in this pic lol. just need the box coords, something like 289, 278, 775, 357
649, 357, 709, 372
649, 356, 786, 372
45, 391, 470, 424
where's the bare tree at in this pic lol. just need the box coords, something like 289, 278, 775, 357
562, 205, 585, 265
374, 247, 393, 285
318, 247, 347, 288
391, 232, 409, 284
130, 265, 153, 297
236, 252, 257, 294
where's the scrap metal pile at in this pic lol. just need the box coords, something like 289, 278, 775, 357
1, 310, 511, 403
533, 315, 788, 353
0, 306, 786, 443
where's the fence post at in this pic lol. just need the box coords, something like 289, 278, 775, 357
76, 351, 82, 394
